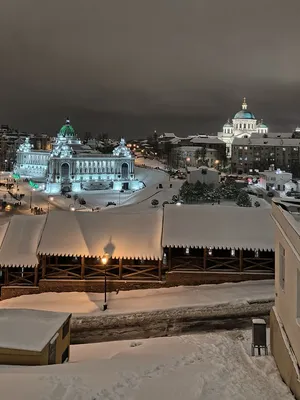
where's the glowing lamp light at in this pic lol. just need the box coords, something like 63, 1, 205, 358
101, 254, 109, 265
70, 205, 75, 211
48, 196, 54, 201
176, 202, 181, 206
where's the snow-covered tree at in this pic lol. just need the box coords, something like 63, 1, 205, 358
172, 195, 179, 203
162, 201, 169, 207
254, 201, 260, 207
236, 191, 252, 207
151, 199, 159, 207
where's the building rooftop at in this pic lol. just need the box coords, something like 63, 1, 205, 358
162, 204, 274, 251
232, 137, 300, 146
0, 309, 71, 352
36, 208, 163, 260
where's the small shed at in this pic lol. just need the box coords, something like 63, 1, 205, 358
0, 309, 71, 366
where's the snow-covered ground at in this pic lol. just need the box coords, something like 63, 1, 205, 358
135, 156, 167, 170
0, 280, 274, 316
0, 329, 292, 400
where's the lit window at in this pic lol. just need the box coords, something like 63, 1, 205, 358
244, 146, 248, 150
185, 247, 190, 255
208, 247, 213, 256
254, 249, 259, 258
279, 244, 285, 290
231, 249, 235, 257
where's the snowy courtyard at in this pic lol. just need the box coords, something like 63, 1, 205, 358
0, 329, 293, 400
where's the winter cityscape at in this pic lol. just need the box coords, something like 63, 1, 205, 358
1, 1, 300, 399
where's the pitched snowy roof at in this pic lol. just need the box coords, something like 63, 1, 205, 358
232, 137, 300, 146
0, 309, 71, 352
38, 209, 163, 260
0, 215, 46, 268
162, 205, 274, 251
190, 136, 224, 144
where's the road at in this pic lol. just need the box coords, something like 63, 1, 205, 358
253, 186, 280, 204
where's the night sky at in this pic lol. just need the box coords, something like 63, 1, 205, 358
1, 0, 300, 137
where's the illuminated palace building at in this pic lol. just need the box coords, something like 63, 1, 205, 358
218, 98, 268, 157
14, 119, 141, 193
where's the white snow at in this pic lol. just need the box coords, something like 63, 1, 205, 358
0, 309, 70, 352
37, 207, 163, 259
135, 156, 167, 170
0, 280, 274, 316
0, 214, 46, 267
0, 329, 293, 399
162, 204, 274, 251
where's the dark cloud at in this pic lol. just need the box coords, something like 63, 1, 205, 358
0, 0, 300, 137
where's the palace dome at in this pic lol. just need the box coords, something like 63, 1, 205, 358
223, 119, 233, 127
257, 122, 268, 128
234, 110, 256, 119
59, 119, 75, 137
233, 98, 255, 120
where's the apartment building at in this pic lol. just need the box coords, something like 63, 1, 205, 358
231, 136, 300, 175
271, 200, 300, 399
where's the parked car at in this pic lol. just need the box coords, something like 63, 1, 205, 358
258, 193, 263, 198
65, 194, 71, 198
79, 199, 86, 205
267, 192, 274, 197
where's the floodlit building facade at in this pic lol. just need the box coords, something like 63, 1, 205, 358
271, 201, 300, 399
218, 98, 268, 157
14, 119, 141, 193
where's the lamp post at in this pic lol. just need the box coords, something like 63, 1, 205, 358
101, 254, 109, 311
29, 188, 35, 209
48, 196, 54, 213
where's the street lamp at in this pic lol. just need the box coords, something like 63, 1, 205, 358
101, 254, 109, 311
29, 188, 35, 209
48, 196, 54, 213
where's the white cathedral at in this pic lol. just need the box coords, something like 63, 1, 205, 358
218, 98, 268, 157
14, 119, 142, 193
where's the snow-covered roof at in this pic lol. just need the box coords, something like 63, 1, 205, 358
232, 137, 300, 146
0, 309, 71, 352
162, 205, 274, 251
190, 136, 224, 145
159, 132, 176, 138
0, 215, 46, 267
37, 209, 163, 260
250, 132, 293, 139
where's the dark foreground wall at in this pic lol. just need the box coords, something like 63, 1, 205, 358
70, 300, 274, 344
270, 307, 300, 400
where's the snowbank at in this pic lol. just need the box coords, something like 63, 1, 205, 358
0, 329, 293, 400
0, 280, 275, 316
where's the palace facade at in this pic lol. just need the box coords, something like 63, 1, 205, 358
14, 119, 141, 193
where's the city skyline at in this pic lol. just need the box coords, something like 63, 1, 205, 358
1, 0, 300, 136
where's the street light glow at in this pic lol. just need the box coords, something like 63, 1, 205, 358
101, 254, 108, 265
48, 196, 54, 201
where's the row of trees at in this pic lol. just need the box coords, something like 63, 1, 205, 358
179, 180, 255, 207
